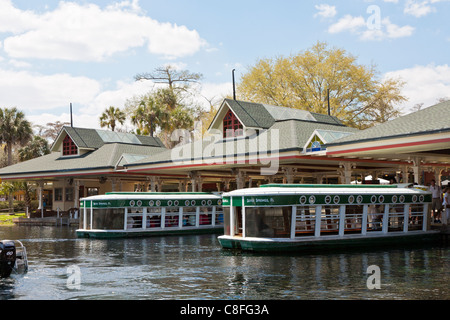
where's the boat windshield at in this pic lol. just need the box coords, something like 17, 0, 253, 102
245, 207, 291, 238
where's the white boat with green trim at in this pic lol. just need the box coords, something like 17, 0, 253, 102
217, 184, 440, 252
76, 192, 223, 238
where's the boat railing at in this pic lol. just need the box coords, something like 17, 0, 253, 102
290, 202, 429, 239
81, 201, 224, 232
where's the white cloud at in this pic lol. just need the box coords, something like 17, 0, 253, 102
328, 15, 366, 34
314, 4, 337, 18
84, 79, 152, 115
328, 15, 414, 40
0, 65, 232, 130
28, 112, 102, 131
384, 64, 450, 113
8, 59, 31, 68
0, 0, 40, 33
0, 68, 101, 111
1, 0, 207, 61
404, 0, 435, 17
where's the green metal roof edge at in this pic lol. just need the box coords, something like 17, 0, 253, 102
259, 184, 398, 188
105, 192, 217, 195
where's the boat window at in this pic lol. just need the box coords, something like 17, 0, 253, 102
367, 205, 383, 232
245, 207, 291, 238
183, 207, 197, 226
295, 206, 315, 237
223, 207, 231, 235
92, 208, 124, 230
344, 205, 363, 234
127, 208, 143, 229
165, 207, 180, 227
320, 205, 340, 235
146, 207, 162, 228
199, 207, 213, 225
215, 206, 224, 225
388, 204, 404, 232
409, 204, 424, 230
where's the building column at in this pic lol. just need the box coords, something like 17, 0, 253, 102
434, 167, 445, 185
315, 173, 324, 184
189, 172, 198, 192
283, 167, 296, 184
400, 165, 410, 183
178, 179, 186, 192
197, 176, 203, 192
339, 162, 356, 184
37, 181, 44, 218
222, 178, 231, 192
232, 169, 245, 189
411, 157, 422, 184
74, 180, 80, 209
150, 176, 162, 192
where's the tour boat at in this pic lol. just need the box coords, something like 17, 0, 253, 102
217, 184, 440, 252
76, 192, 224, 238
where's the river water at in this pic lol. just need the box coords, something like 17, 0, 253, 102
0, 225, 449, 300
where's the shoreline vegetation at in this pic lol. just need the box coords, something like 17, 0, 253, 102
0, 212, 26, 226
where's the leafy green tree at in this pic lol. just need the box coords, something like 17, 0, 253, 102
130, 65, 203, 146
99, 106, 126, 132
238, 42, 406, 129
18, 135, 50, 162
0, 107, 33, 166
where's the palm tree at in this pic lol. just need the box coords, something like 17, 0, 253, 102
131, 96, 168, 137
0, 107, 33, 166
99, 106, 126, 132
0, 107, 32, 213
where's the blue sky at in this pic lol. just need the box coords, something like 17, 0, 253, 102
0, 0, 449, 130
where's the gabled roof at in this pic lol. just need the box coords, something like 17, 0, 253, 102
0, 127, 167, 179
222, 99, 275, 129
125, 117, 358, 168
209, 99, 346, 131
51, 126, 166, 152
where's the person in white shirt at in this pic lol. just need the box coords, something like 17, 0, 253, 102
442, 187, 450, 226
429, 180, 442, 223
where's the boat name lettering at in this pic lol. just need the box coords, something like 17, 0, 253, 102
246, 197, 274, 204
93, 201, 111, 206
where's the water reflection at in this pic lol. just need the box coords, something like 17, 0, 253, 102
0, 226, 449, 300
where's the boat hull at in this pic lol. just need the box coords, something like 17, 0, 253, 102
218, 231, 441, 252
77, 226, 224, 239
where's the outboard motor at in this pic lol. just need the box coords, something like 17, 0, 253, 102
0, 240, 17, 278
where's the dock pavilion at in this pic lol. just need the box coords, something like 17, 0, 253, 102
0, 98, 449, 215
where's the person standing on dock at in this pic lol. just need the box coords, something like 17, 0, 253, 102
429, 180, 442, 223
442, 187, 450, 227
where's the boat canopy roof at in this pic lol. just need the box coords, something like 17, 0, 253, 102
80, 192, 222, 209
82, 192, 221, 200
222, 184, 431, 207
225, 184, 430, 196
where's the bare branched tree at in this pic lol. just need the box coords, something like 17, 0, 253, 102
135, 65, 203, 93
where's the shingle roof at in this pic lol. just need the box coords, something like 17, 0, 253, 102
0, 143, 167, 177
223, 99, 345, 129
125, 118, 358, 167
326, 100, 450, 146
57, 126, 166, 150
224, 99, 275, 129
